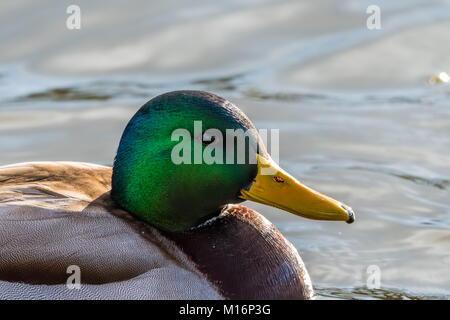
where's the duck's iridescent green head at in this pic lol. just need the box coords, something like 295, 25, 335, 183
112, 91, 260, 232
112, 91, 355, 232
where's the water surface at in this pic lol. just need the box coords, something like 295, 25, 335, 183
1, 0, 450, 299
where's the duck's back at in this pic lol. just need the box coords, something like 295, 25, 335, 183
0, 162, 220, 299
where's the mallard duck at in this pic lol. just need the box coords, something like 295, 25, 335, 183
0, 91, 354, 300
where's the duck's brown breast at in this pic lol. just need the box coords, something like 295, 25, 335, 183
166, 205, 314, 300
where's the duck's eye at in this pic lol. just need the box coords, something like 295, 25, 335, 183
202, 133, 216, 146
274, 176, 284, 183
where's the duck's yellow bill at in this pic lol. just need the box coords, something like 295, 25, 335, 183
240, 155, 355, 223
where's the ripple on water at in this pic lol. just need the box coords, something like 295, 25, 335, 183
20, 87, 112, 101
349, 166, 450, 191
315, 286, 449, 300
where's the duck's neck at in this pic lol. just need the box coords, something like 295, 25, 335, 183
164, 205, 314, 300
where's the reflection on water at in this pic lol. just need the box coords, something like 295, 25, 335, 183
192, 75, 239, 91
243, 89, 323, 102
1, 0, 450, 299
311, 164, 450, 191
315, 286, 448, 300
21, 88, 111, 101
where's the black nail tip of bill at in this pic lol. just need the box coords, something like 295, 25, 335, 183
341, 205, 355, 224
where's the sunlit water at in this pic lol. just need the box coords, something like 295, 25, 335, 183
1, 0, 449, 299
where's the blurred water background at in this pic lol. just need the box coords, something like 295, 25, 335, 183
1, 0, 450, 299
